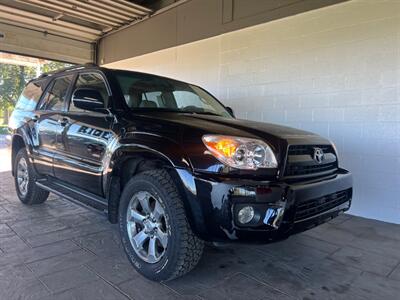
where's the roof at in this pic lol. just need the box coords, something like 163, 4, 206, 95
37, 63, 99, 78
35, 64, 193, 86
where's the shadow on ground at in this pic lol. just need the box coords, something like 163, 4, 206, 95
0, 169, 399, 299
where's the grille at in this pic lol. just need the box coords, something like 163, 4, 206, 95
287, 144, 334, 156
285, 162, 337, 176
284, 144, 338, 179
295, 189, 351, 221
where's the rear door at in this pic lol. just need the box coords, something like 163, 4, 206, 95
53, 72, 114, 196
31, 75, 74, 176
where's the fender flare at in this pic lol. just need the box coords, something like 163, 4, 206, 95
10, 129, 34, 176
103, 141, 205, 236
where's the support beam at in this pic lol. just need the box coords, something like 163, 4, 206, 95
41, 0, 126, 25
17, 0, 121, 28
0, 4, 101, 37
63, 0, 138, 20
99, 0, 152, 15
79, 0, 143, 19
98, 0, 348, 65
111, 0, 152, 13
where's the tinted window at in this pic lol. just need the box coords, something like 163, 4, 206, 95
115, 71, 231, 118
40, 75, 73, 111
15, 80, 46, 111
69, 73, 108, 112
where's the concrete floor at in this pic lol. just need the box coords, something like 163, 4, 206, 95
0, 146, 399, 299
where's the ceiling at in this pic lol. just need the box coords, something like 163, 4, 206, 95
0, 0, 169, 42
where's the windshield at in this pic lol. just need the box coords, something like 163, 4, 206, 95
114, 71, 232, 118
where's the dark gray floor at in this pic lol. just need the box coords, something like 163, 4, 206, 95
0, 171, 399, 300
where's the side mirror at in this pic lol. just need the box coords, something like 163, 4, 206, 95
72, 88, 104, 112
225, 106, 235, 118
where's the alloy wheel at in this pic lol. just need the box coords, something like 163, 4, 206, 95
126, 191, 169, 263
17, 157, 29, 196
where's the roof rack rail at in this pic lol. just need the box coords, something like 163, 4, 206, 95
38, 63, 99, 78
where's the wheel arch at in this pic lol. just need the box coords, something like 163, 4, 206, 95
11, 134, 28, 177
105, 147, 199, 236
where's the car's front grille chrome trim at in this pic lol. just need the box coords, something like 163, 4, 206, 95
284, 144, 338, 179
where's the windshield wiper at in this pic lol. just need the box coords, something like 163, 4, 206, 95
131, 108, 224, 117
184, 111, 222, 117
131, 108, 182, 113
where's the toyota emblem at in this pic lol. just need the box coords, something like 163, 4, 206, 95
313, 147, 324, 164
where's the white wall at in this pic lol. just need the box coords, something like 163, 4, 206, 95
106, 0, 400, 224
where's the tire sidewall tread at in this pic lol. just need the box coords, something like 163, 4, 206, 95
118, 169, 203, 281
14, 148, 49, 205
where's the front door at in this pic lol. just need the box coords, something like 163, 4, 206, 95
31, 75, 74, 176
53, 72, 114, 196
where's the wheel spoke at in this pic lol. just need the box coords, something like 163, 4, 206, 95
148, 237, 157, 260
137, 192, 151, 214
128, 222, 136, 233
155, 228, 168, 248
152, 200, 164, 221
130, 209, 146, 223
133, 230, 148, 249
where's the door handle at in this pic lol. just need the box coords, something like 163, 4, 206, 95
87, 144, 96, 150
87, 143, 102, 150
87, 143, 104, 157
58, 117, 69, 126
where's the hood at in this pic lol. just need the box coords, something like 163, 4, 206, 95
124, 112, 331, 176
128, 111, 328, 144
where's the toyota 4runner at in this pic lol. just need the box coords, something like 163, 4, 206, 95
9, 64, 352, 281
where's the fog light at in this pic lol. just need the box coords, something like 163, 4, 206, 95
238, 206, 255, 224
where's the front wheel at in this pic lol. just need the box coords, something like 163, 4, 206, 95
119, 169, 204, 282
14, 148, 49, 205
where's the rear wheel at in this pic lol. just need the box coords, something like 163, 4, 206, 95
14, 148, 49, 205
119, 169, 204, 281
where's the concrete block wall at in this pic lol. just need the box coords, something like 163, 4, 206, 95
106, 0, 400, 224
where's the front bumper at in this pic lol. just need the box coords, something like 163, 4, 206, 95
177, 168, 352, 243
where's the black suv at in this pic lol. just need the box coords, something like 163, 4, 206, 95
9, 65, 352, 281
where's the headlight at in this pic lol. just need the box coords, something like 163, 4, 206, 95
331, 141, 339, 159
202, 135, 278, 170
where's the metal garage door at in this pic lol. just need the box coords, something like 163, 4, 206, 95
0, 0, 152, 63
0, 23, 93, 64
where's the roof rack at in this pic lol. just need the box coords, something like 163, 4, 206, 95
38, 63, 99, 78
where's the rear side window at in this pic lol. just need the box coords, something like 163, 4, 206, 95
40, 75, 73, 111
15, 81, 46, 111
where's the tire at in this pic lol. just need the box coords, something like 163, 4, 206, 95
14, 148, 49, 205
119, 169, 204, 282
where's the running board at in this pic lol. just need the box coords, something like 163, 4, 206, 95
36, 179, 108, 213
